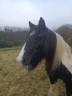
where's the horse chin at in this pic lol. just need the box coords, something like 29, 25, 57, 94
27, 66, 35, 71
22, 63, 36, 71
27, 64, 37, 71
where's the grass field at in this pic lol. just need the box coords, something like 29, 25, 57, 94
0, 47, 66, 96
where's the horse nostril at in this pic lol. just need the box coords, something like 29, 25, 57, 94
23, 58, 26, 63
22, 58, 27, 65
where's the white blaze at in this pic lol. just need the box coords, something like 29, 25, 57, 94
16, 43, 26, 64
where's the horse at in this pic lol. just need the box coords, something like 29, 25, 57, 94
16, 17, 72, 96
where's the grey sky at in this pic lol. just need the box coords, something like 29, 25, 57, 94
0, 0, 72, 29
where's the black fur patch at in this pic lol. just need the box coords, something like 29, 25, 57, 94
44, 29, 57, 74
50, 63, 72, 96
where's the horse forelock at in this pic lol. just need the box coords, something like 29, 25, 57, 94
30, 31, 36, 36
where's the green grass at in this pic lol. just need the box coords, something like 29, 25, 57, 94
0, 47, 66, 96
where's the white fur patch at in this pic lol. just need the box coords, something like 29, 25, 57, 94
16, 43, 26, 64
53, 32, 72, 74
62, 49, 72, 74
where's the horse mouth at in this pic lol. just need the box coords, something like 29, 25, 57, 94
16, 56, 36, 71
22, 63, 35, 71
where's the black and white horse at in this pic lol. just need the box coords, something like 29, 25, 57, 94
16, 17, 72, 96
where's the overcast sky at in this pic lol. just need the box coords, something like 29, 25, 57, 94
0, 0, 72, 29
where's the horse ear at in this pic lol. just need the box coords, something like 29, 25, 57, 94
38, 17, 46, 28
29, 21, 37, 31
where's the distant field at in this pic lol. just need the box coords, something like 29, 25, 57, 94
0, 47, 66, 96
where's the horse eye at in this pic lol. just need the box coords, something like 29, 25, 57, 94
27, 47, 33, 53
30, 47, 33, 50
36, 47, 38, 49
